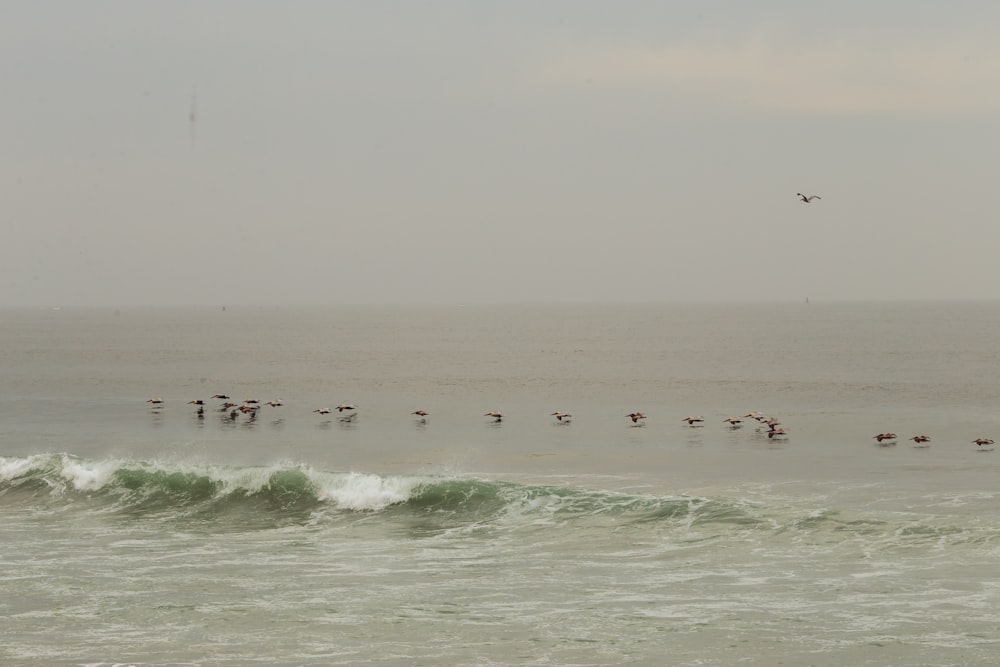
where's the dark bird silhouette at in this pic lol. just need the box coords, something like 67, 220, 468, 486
627, 412, 646, 424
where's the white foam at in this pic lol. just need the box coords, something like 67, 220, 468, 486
58, 455, 121, 492
313, 471, 422, 511
0, 454, 48, 481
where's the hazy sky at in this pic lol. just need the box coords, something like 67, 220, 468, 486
4, 1, 1000, 306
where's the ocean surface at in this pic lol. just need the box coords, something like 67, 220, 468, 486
3, 302, 1000, 666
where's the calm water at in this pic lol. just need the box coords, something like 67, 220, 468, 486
3, 302, 1000, 665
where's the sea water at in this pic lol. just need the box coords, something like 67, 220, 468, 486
2, 302, 1000, 665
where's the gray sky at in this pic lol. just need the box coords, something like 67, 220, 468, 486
4, 1, 999, 306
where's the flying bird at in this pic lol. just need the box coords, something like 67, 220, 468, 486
484, 411, 503, 423
797, 193, 821, 203
551, 411, 572, 423
873, 432, 898, 443
627, 412, 646, 424
681, 416, 704, 426
909, 435, 931, 445
973, 438, 995, 447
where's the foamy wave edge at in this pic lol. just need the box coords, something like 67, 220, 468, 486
0, 453, 434, 512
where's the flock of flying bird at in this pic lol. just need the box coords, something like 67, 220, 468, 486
139, 194, 997, 448
872, 432, 995, 448
144, 396, 997, 448
144, 397, 797, 437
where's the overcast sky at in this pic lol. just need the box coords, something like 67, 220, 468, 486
3, 1, 999, 306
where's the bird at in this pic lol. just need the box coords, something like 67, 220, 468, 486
264, 400, 283, 407
797, 193, 821, 203
188, 399, 205, 406
973, 438, 995, 447
244, 399, 259, 405
551, 411, 572, 423
767, 427, 788, 439
910, 435, 931, 445
336, 404, 357, 412
873, 432, 898, 444
484, 411, 503, 423
146, 398, 164, 405
339, 412, 358, 423
681, 416, 704, 426
627, 412, 646, 424
313, 408, 331, 415
723, 417, 743, 427
411, 410, 428, 424
211, 394, 230, 399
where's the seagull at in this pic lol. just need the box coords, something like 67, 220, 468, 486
973, 438, 995, 447
873, 432, 897, 444
681, 416, 704, 426
484, 411, 503, 423
797, 193, 821, 203
627, 412, 646, 424
551, 411, 572, 423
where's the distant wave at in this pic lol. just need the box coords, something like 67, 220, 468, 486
0, 453, 746, 526
2, 455, 997, 549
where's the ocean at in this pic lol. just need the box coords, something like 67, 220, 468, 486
2, 302, 1000, 666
